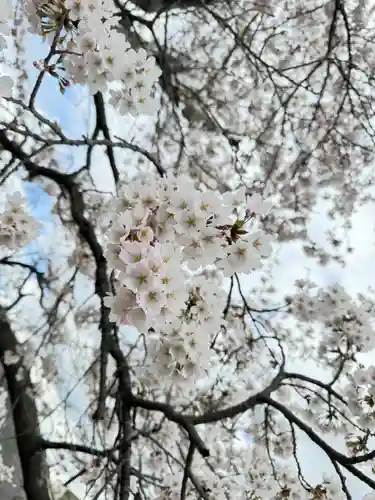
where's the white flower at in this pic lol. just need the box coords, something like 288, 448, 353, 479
146, 252, 163, 276
137, 226, 154, 245
134, 183, 159, 209
247, 193, 272, 216
137, 287, 167, 317
354, 368, 371, 387
193, 190, 220, 215
65, 0, 82, 20
131, 90, 159, 116
64, 55, 87, 84
103, 243, 127, 272
0, 448, 14, 484
222, 186, 247, 216
150, 206, 175, 242
141, 55, 162, 81
87, 74, 108, 95
131, 203, 150, 226
200, 226, 225, 262
251, 230, 273, 257
0, 194, 40, 249
157, 261, 181, 290
105, 215, 131, 243
107, 31, 130, 52
119, 241, 146, 267
220, 236, 262, 276
78, 32, 97, 53
121, 306, 147, 331
103, 287, 137, 322
180, 233, 205, 267
173, 209, 206, 235
165, 287, 188, 315
183, 330, 210, 365
322, 476, 342, 498
167, 186, 194, 213
148, 338, 177, 378
104, 287, 147, 330
158, 242, 180, 265
123, 261, 155, 292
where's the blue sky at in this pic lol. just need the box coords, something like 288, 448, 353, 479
20, 31, 91, 271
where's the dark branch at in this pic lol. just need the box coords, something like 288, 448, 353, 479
0, 309, 52, 500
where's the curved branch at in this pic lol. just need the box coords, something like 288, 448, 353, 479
187, 366, 285, 425
263, 395, 375, 491
130, 395, 209, 457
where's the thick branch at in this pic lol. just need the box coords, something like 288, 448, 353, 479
263, 395, 375, 490
130, 395, 209, 457
0, 309, 52, 500
39, 440, 116, 459
123, 0, 216, 13
186, 369, 285, 424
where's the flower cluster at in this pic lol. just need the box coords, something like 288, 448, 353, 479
137, 271, 228, 385
0, 192, 40, 249
291, 284, 375, 354
20, 0, 161, 113
343, 366, 375, 427
103, 175, 272, 336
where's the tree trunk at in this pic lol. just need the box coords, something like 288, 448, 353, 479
0, 310, 52, 500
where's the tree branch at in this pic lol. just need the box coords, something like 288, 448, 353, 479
130, 395, 209, 457
263, 395, 375, 490
0, 309, 52, 500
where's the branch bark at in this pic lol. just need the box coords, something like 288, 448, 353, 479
0, 309, 52, 500
263, 395, 375, 491
123, 0, 217, 13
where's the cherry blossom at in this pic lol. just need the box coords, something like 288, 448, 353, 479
2, 0, 375, 498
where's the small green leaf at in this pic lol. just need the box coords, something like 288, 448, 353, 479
233, 219, 244, 229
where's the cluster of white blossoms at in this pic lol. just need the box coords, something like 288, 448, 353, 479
104, 174, 272, 381
163, 453, 344, 500
137, 271, 228, 384
0, 192, 40, 249
18, 0, 162, 113
343, 365, 375, 427
291, 284, 375, 354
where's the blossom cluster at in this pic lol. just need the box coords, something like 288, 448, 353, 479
291, 284, 375, 354
0, 191, 40, 249
103, 175, 272, 360
343, 365, 375, 428
163, 450, 344, 500
136, 270, 228, 384
14, 0, 162, 114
